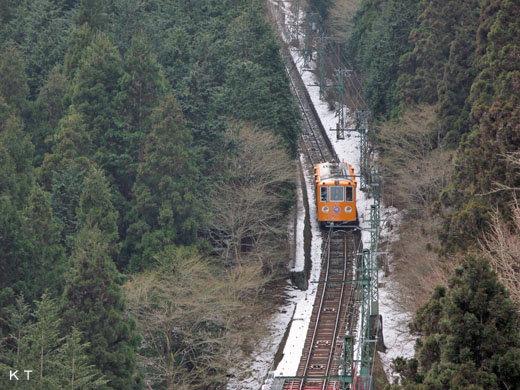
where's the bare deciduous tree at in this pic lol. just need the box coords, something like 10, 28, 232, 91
378, 104, 454, 211
124, 247, 270, 390
480, 204, 520, 307
479, 152, 520, 306
389, 215, 452, 311
377, 105, 453, 309
207, 122, 295, 269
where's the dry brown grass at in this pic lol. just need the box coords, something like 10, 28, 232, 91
325, 0, 364, 43
387, 214, 452, 312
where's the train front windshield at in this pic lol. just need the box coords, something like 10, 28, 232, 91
330, 186, 344, 202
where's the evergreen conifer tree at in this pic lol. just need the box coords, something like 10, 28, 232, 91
70, 32, 129, 195
0, 294, 61, 389
3, 0, 70, 95
22, 186, 65, 297
64, 23, 93, 81
77, 166, 120, 257
125, 95, 202, 270
117, 33, 167, 198
76, 0, 107, 31
50, 165, 87, 249
359, 0, 419, 118
0, 111, 35, 293
57, 328, 108, 390
37, 107, 93, 190
441, 0, 520, 251
0, 112, 34, 205
395, 257, 520, 390
0, 44, 29, 112
32, 66, 68, 165
0, 294, 107, 390
63, 227, 141, 390
0, 196, 28, 294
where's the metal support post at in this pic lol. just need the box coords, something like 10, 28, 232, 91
336, 68, 345, 139
359, 110, 368, 189
369, 203, 379, 315
318, 34, 326, 99
295, 0, 300, 42
359, 248, 372, 377
302, 12, 319, 68
341, 335, 355, 390
344, 109, 368, 188
327, 68, 349, 140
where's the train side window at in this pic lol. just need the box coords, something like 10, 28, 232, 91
330, 186, 344, 202
345, 186, 353, 202
320, 186, 328, 202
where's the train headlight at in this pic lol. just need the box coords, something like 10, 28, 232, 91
344, 206, 352, 213
321, 206, 329, 213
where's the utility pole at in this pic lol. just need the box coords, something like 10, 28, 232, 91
326, 68, 349, 141
318, 34, 326, 99
345, 110, 368, 189
294, 0, 300, 44
335, 68, 347, 140
302, 12, 319, 69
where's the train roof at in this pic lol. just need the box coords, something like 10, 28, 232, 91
316, 162, 355, 182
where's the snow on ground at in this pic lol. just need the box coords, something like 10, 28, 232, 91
291, 165, 305, 272
229, 5, 414, 388
292, 49, 370, 368
377, 275, 416, 383
293, 49, 371, 246
291, 48, 416, 377
377, 208, 415, 382
227, 300, 294, 390
227, 153, 323, 390
272, 155, 324, 379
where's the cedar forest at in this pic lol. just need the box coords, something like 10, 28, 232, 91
0, 0, 299, 389
320, 0, 520, 388
0, 0, 519, 389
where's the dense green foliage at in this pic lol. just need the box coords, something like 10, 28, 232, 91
441, 0, 520, 250
0, 0, 299, 388
343, 0, 520, 249
392, 257, 520, 390
333, 0, 520, 385
345, 0, 419, 118
125, 95, 203, 270
0, 294, 107, 390
308, 0, 332, 19
63, 227, 141, 390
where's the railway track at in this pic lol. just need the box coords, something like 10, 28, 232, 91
281, 44, 337, 166
278, 41, 362, 390
283, 230, 360, 390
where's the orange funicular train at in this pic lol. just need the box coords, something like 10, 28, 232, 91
314, 161, 358, 228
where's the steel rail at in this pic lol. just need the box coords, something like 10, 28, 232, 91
297, 229, 332, 390
285, 61, 327, 166
321, 233, 348, 390
275, 27, 360, 390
